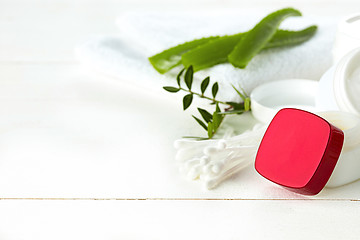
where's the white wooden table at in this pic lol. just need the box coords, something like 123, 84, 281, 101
1, 0, 360, 239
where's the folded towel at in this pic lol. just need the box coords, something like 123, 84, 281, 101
75, 10, 337, 102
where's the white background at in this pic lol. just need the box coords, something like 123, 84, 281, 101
1, 0, 360, 239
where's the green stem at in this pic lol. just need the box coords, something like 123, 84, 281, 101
179, 87, 228, 105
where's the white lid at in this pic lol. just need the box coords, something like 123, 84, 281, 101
333, 47, 360, 115
250, 79, 318, 123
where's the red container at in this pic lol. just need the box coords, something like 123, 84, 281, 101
255, 108, 344, 195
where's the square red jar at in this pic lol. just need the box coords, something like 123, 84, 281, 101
255, 108, 344, 195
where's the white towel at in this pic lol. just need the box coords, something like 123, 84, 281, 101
75, 10, 338, 102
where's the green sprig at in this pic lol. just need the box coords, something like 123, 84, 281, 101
163, 66, 251, 139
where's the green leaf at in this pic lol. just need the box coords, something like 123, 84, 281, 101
182, 33, 246, 71
231, 84, 246, 101
198, 108, 213, 123
228, 8, 302, 68
213, 108, 224, 129
176, 68, 185, 87
215, 102, 221, 113
183, 94, 193, 110
163, 86, 180, 93
264, 25, 318, 49
192, 115, 208, 131
226, 101, 244, 111
212, 112, 221, 129
244, 97, 251, 111
207, 122, 214, 138
182, 136, 209, 140
180, 26, 316, 72
184, 66, 194, 90
212, 82, 219, 98
148, 36, 218, 74
218, 110, 244, 115
151, 11, 315, 74
201, 77, 210, 95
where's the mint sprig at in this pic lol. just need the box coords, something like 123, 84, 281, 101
163, 66, 251, 139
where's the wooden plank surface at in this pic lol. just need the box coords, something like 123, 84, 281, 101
0, 200, 359, 240
1, 0, 360, 239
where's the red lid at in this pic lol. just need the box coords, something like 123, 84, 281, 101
255, 108, 344, 195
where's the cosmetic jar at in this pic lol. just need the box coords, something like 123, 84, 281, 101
255, 108, 360, 195
317, 111, 360, 187
250, 79, 318, 123
255, 108, 344, 195
252, 44, 360, 122
317, 47, 360, 115
251, 47, 360, 192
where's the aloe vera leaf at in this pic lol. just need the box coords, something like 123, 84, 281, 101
181, 32, 245, 71
263, 25, 317, 49
228, 8, 302, 68
181, 26, 317, 71
148, 36, 219, 74
150, 9, 314, 73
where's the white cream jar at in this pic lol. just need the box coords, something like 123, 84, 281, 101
250, 51, 360, 187
317, 47, 360, 114
317, 111, 360, 187
314, 47, 360, 187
